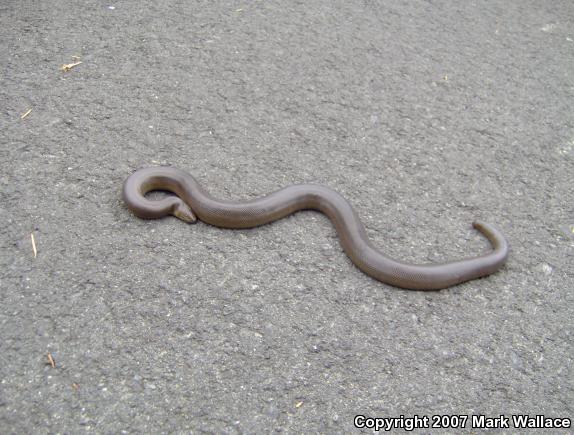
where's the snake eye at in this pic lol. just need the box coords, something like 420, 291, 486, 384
173, 199, 197, 223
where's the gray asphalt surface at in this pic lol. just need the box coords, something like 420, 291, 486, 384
1, 0, 573, 433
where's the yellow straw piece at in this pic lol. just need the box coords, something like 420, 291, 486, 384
31, 233, 37, 258
61, 61, 82, 72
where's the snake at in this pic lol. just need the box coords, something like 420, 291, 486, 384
122, 166, 509, 290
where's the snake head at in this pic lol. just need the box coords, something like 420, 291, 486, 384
173, 199, 197, 223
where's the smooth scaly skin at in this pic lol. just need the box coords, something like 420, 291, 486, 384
122, 167, 509, 290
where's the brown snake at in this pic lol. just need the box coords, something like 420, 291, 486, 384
123, 166, 509, 290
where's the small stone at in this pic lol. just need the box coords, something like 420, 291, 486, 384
537, 263, 553, 275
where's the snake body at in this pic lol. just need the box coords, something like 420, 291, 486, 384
123, 166, 508, 290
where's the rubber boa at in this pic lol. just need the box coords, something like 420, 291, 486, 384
122, 166, 508, 290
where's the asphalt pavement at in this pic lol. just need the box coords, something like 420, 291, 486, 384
1, 0, 572, 433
